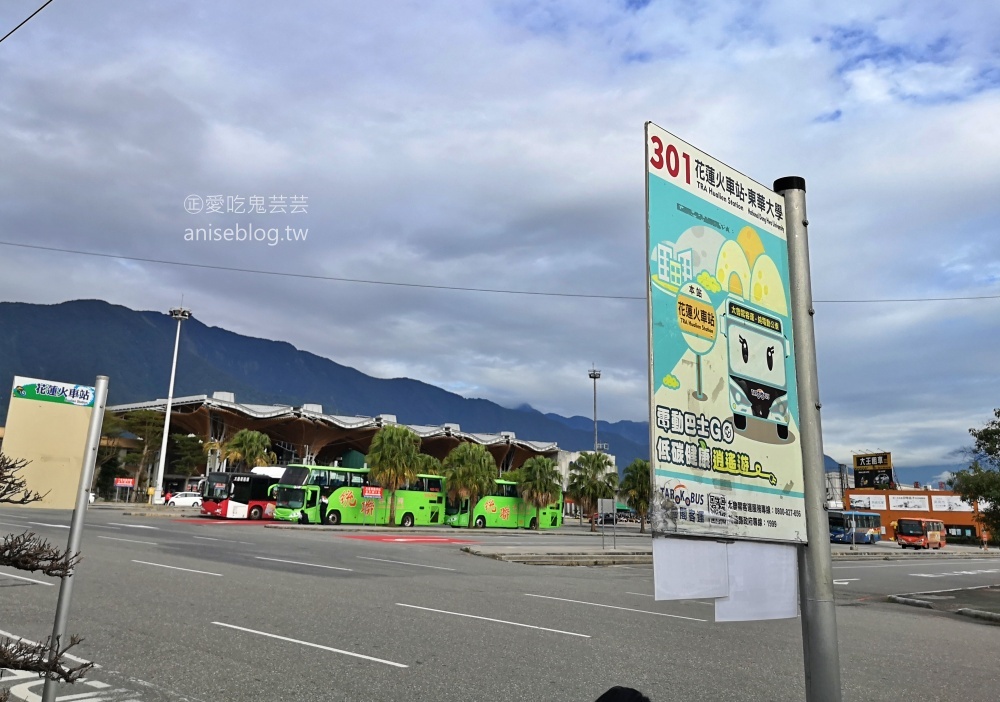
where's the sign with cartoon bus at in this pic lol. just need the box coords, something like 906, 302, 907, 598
645, 122, 807, 544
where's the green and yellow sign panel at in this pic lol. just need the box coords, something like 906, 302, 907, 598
645, 122, 807, 544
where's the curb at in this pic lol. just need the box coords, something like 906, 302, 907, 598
887, 595, 933, 609
462, 547, 653, 566
956, 608, 1000, 623
831, 552, 992, 562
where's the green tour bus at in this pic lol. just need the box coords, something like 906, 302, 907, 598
444, 479, 563, 530
271, 464, 445, 527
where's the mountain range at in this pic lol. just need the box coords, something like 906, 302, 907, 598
0, 300, 651, 465
0, 299, 958, 481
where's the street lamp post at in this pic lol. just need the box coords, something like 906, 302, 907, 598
588, 367, 600, 455
151, 306, 191, 504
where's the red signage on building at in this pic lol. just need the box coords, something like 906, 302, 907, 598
362, 486, 383, 499
114, 477, 135, 488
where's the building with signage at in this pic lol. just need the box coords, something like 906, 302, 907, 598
844, 488, 982, 541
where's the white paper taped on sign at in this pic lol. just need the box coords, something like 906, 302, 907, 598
653, 537, 729, 600
715, 541, 798, 622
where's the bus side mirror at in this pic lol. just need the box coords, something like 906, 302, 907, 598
268, 484, 276, 497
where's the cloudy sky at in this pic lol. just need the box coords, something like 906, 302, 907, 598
1, 1, 998, 470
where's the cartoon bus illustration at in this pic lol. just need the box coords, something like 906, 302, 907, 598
724, 298, 791, 440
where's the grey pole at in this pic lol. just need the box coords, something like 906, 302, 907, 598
774, 177, 843, 702
41, 375, 109, 702
152, 307, 190, 504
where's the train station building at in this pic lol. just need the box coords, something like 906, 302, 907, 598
109, 391, 561, 476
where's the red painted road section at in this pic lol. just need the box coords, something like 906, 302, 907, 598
340, 534, 477, 544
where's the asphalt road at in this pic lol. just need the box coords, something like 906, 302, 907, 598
2, 507, 999, 702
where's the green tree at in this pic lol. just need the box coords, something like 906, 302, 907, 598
94, 456, 129, 498
366, 425, 421, 526
414, 453, 443, 476
120, 409, 165, 492
949, 410, 1000, 544
568, 452, 618, 532
620, 458, 651, 533
949, 460, 1000, 544
223, 429, 277, 470
516, 456, 562, 530
442, 442, 497, 528
169, 434, 205, 476
97, 412, 127, 472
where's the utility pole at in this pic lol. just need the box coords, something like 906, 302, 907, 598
774, 176, 842, 702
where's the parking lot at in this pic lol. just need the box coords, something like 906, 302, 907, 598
3, 507, 1000, 702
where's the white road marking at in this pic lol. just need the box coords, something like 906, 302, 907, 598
97, 536, 158, 546
255, 556, 353, 571
193, 536, 254, 545
0, 628, 96, 666
27, 522, 68, 529
212, 621, 408, 668
397, 603, 590, 638
833, 559, 1000, 569
108, 523, 159, 530
84, 680, 111, 689
84, 524, 121, 530
132, 560, 222, 576
625, 591, 653, 597
0, 571, 55, 586
357, 556, 455, 571
911, 568, 1000, 578
0, 520, 29, 528
525, 594, 706, 622
834, 579, 859, 585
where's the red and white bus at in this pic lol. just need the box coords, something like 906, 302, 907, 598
200, 467, 286, 520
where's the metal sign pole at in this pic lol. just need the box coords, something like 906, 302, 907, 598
774, 177, 842, 702
42, 376, 109, 702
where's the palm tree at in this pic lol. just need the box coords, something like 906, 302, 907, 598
222, 429, 277, 470
620, 458, 651, 533
414, 453, 443, 476
569, 452, 618, 532
442, 443, 497, 528
516, 456, 562, 530
366, 425, 420, 526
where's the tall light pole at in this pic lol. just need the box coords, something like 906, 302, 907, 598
588, 367, 600, 454
152, 306, 191, 504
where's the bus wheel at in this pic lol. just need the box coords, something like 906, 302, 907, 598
323, 509, 341, 526
777, 424, 789, 440
529, 517, 538, 530
249, 506, 263, 520
475, 515, 486, 529
401, 513, 414, 528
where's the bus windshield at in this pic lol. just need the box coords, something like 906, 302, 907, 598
202, 474, 229, 500
275, 487, 305, 509
280, 466, 310, 486
897, 520, 924, 536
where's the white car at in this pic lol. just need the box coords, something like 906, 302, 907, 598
166, 491, 202, 507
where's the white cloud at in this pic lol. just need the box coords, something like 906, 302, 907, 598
0, 0, 998, 464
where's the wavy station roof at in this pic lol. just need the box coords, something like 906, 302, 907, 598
109, 391, 559, 471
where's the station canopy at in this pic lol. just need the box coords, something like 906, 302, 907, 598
109, 391, 559, 472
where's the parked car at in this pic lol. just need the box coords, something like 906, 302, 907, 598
167, 491, 202, 507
